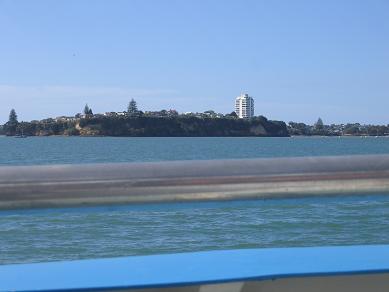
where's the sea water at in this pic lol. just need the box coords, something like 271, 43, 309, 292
1, 136, 389, 264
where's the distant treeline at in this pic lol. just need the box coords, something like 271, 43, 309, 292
288, 118, 389, 136
0, 115, 289, 137
1, 110, 388, 137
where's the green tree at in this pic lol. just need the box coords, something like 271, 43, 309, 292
343, 124, 360, 135
9, 109, 18, 124
288, 122, 312, 135
83, 104, 93, 116
314, 117, 324, 130
5, 109, 18, 136
226, 111, 238, 118
127, 99, 138, 115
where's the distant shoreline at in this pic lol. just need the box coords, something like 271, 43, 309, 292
0, 116, 290, 137
1, 115, 388, 137
2, 134, 389, 139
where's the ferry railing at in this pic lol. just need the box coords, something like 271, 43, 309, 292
1, 154, 389, 291
1, 154, 389, 210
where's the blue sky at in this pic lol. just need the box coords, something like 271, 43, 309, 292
1, 0, 388, 124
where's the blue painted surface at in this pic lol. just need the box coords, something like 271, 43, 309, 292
1, 245, 389, 292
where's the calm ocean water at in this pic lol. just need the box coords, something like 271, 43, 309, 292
1, 136, 389, 165
1, 136, 389, 264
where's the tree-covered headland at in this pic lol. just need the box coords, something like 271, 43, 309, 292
0, 101, 289, 137
1, 103, 388, 137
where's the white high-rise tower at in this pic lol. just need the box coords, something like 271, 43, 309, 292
235, 93, 254, 119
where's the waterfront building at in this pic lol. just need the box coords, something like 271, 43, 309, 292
235, 93, 254, 118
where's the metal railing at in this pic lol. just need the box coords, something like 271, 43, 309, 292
1, 154, 389, 210
2, 155, 389, 291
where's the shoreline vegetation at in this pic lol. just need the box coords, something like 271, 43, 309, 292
0, 115, 289, 137
1, 101, 388, 137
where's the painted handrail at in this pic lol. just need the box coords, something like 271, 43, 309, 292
1, 245, 389, 291
1, 154, 389, 210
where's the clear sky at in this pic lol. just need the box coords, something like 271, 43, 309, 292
1, 0, 388, 124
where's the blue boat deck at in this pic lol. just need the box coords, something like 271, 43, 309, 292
1, 245, 389, 291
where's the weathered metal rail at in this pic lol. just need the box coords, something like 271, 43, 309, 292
1, 154, 389, 210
